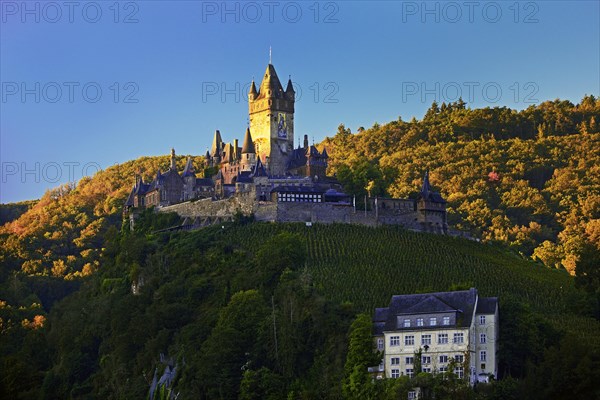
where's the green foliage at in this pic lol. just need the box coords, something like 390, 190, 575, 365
343, 314, 380, 399
256, 232, 306, 291
323, 96, 600, 278
0, 222, 599, 398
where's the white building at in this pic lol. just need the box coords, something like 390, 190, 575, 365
372, 288, 498, 385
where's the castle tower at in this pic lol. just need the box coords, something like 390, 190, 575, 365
241, 127, 257, 172
417, 171, 448, 233
248, 63, 295, 176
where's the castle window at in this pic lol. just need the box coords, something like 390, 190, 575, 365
421, 335, 431, 346
391, 357, 400, 365
403, 319, 410, 327
416, 318, 424, 327
405, 356, 414, 364
443, 316, 450, 325
439, 355, 449, 363
390, 336, 400, 346
405, 335, 414, 346
391, 369, 400, 378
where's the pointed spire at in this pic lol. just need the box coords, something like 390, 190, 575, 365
286, 75, 294, 93
183, 156, 195, 177
170, 148, 177, 170
253, 157, 268, 177
242, 127, 256, 154
259, 64, 284, 98
321, 147, 329, 158
211, 130, 223, 156
421, 170, 431, 196
249, 79, 258, 96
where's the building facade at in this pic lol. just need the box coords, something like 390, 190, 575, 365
373, 288, 498, 385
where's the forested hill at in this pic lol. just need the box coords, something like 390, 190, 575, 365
0, 96, 599, 398
3, 219, 600, 398
1, 97, 598, 283
323, 95, 600, 275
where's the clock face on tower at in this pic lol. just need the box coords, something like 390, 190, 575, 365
277, 113, 287, 139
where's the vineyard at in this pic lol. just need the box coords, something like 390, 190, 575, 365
214, 222, 599, 342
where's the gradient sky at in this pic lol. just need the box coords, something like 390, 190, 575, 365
1, 0, 599, 203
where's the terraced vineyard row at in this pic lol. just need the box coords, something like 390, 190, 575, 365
218, 222, 580, 316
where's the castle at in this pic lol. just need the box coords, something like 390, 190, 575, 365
124, 62, 449, 234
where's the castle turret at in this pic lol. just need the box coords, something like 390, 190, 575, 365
417, 171, 448, 233
249, 80, 258, 101
211, 130, 223, 164
285, 76, 295, 101
241, 127, 257, 172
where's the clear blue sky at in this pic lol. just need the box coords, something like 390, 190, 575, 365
1, 0, 598, 203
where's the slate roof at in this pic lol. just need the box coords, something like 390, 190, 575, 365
125, 187, 136, 206
373, 307, 389, 335
236, 171, 253, 183
241, 128, 256, 154
182, 157, 195, 177
476, 297, 498, 314
287, 148, 308, 170
419, 171, 446, 203
257, 64, 286, 99
196, 178, 214, 187
252, 158, 268, 177
375, 288, 480, 332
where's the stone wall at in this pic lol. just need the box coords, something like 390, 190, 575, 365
158, 195, 278, 222
157, 196, 452, 235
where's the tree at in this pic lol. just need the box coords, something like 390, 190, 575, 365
196, 290, 269, 399
343, 314, 381, 400
255, 232, 306, 292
